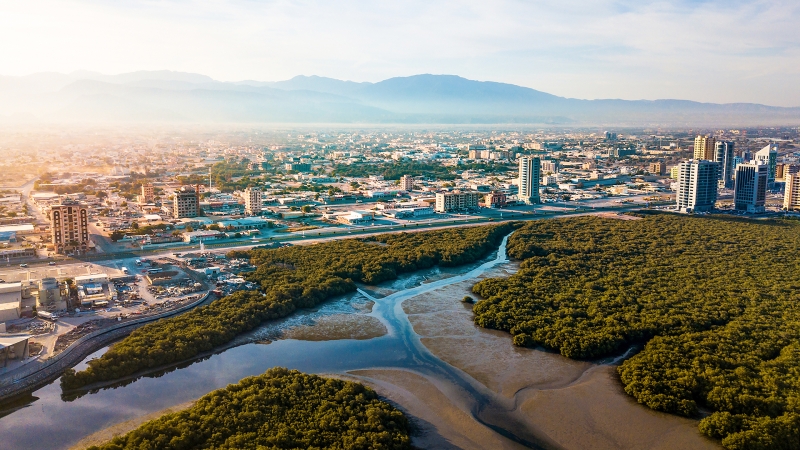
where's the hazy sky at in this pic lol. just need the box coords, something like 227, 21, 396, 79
1, 0, 798, 106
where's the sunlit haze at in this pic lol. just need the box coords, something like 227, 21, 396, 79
1, 0, 799, 105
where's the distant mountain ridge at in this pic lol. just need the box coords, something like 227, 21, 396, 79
0, 71, 797, 126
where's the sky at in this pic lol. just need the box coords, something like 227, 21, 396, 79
0, 0, 798, 106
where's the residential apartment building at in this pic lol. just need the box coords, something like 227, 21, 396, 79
714, 141, 735, 188
649, 162, 665, 175
776, 164, 800, 182
784, 173, 800, 211
733, 162, 768, 213
173, 186, 200, 219
139, 183, 154, 204
518, 156, 541, 204
50, 201, 89, 254
541, 160, 559, 174
482, 191, 507, 209
676, 160, 719, 213
693, 135, 716, 160
400, 175, 414, 191
435, 191, 481, 213
243, 187, 262, 216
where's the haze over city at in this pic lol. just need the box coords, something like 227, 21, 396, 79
1, 0, 799, 106
0, 2, 799, 450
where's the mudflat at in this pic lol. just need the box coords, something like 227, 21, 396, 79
403, 265, 720, 450
348, 369, 529, 450
280, 314, 387, 341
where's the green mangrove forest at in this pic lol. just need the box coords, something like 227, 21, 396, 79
472, 214, 800, 449
88, 368, 410, 450
61, 223, 514, 390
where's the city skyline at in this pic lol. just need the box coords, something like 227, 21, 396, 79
1, 1, 799, 106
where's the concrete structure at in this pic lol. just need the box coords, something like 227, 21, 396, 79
541, 160, 559, 174
0, 282, 22, 322
649, 162, 665, 175
0, 335, 29, 368
693, 135, 716, 160
435, 191, 481, 212
382, 206, 434, 219
518, 156, 541, 204
243, 187, 262, 216
50, 201, 89, 255
36, 278, 67, 311
784, 173, 800, 212
217, 217, 272, 231
139, 183, 154, 204
676, 160, 719, 213
482, 191, 508, 208
75, 274, 113, 307
400, 175, 413, 192
755, 144, 778, 185
183, 230, 226, 243
173, 186, 200, 219
337, 211, 374, 225
285, 163, 311, 172
734, 162, 768, 213
714, 141, 735, 188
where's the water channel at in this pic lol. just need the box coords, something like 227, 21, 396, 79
0, 234, 553, 449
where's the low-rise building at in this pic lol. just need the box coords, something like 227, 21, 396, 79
337, 211, 374, 225
0, 282, 22, 322
482, 191, 507, 208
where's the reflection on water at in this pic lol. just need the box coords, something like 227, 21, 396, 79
0, 235, 522, 450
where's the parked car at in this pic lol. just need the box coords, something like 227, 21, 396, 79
19, 263, 28, 268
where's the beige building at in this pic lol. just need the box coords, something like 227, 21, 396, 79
0, 282, 22, 322
400, 175, 414, 192
139, 183, 154, 204
784, 173, 800, 211
243, 187, 262, 216
173, 186, 200, 218
693, 135, 716, 161
50, 201, 89, 254
649, 162, 665, 175
36, 278, 67, 311
435, 191, 481, 212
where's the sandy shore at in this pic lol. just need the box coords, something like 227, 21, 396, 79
68, 400, 195, 450
403, 264, 720, 450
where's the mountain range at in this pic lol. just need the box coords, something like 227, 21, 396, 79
0, 70, 797, 126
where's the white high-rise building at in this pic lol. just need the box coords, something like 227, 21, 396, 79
518, 156, 541, 204
714, 141, 735, 189
244, 187, 263, 216
676, 160, 719, 213
755, 144, 778, 185
734, 162, 768, 213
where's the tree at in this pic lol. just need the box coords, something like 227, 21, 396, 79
301, 205, 312, 213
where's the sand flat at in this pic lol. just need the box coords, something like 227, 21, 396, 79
348, 369, 529, 450
403, 266, 722, 450
517, 366, 718, 450
281, 314, 387, 341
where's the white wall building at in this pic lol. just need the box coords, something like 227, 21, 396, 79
676, 160, 719, 213
518, 156, 541, 204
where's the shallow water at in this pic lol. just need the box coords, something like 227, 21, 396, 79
0, 235, 537, 450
